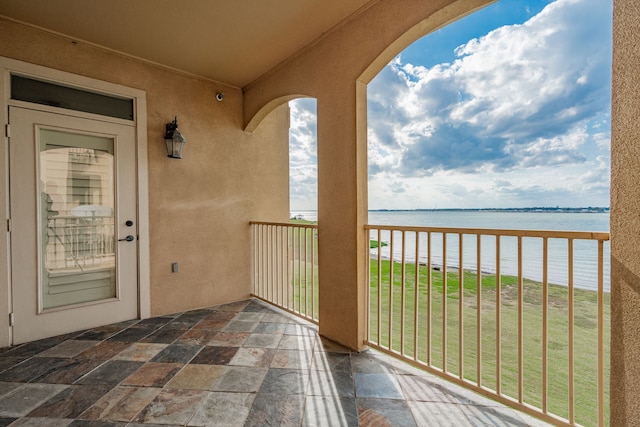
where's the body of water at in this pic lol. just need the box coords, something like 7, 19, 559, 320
291, 209, 610, 292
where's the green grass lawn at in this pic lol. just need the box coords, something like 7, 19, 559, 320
368, 259, 610, 426
289, 218, 317, 225
287, 226, 319, 319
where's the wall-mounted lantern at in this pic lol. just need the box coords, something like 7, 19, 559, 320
164, 117, 186, 159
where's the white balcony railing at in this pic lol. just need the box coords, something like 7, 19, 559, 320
250, 221, 318, 323
46, 215, 115, 271
366, 224, 610, 427
250, 221, 609, 426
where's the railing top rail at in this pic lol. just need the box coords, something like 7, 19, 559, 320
250, 221, 318, 229
365, 223, 610, 241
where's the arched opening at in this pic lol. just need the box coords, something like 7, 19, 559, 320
249, 96, 319, 321
363, 0, 611, 425
368, 0, 610, 212
288, 98, 318, 221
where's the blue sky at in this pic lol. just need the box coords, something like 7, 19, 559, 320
289, 0, 612, 210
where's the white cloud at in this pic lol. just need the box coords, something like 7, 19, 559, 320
368, 155, 610, 209
288, 0, 612, 210
367, 0, 611, 208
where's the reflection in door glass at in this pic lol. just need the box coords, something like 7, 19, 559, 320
39, 128, 116, 309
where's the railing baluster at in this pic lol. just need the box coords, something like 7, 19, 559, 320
304, 227, 308, 317
281, 225, 286, 306
427, 231, 432, 365
274, 225, 279, 306
282, 226, 287, 307
365, 228, 371, 343
256, 224, 261, 298
262, 225, 267, 299
597, 239, 605, 427
252, 224, 256, 296
290, 226, 294, 310
414, 232, 420, 361
272, 225, 277, 305
459, 232, 464, 380
272, 225, 277, 303
252, 224, 257, 296
292, 226, 296, 313
273, 226, 278, 307
264, 225, 269, 301
274, 225, 279, 303
542, 237, 549, 414
311, 226, 316, 321
496, 235, 502, 396
377, 228, 383, 345
284, 225, 288, 307
443, 232, 448, 373
263, 224, 267, 300
518, 235, 524, 404
297, 226, 302, 314
401, 230, 406, 356
568, 238, 575, 425
476, 234, 482, 387
307, 227, 312, 318
267, 225, 272, 301
286, 226, 291, 308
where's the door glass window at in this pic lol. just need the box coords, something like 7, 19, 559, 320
39, 128, 116, 309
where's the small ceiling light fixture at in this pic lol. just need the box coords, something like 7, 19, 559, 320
216, 92, 224, 102
163, 117, 186, 159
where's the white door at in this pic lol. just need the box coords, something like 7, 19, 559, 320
9, 106, 138, 344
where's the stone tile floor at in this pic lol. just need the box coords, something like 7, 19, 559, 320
0, 299, 551, 426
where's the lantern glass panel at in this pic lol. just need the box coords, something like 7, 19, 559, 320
164, 129, 185, 158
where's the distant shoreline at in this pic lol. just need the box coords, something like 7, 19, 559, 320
368, 207, 609, 213
293, 207, 609, 214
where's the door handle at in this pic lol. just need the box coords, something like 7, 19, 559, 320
118, 235, 135, 242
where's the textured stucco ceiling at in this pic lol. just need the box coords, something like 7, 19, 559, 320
0, 0, 375, 88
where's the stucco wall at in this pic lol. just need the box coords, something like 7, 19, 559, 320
0, 18, 290, 317
611, 0, 640, 424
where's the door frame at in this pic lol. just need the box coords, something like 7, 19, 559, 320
0, 56, 150, 347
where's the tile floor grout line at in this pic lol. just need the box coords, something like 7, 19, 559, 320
0, 298, 553, 426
